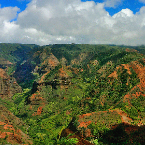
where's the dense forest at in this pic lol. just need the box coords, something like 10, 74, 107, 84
0, 43, 145, 144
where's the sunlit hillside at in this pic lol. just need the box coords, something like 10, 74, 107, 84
0, 44, 145, 144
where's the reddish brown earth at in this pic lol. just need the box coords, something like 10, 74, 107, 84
59, 67, 69, 78
115, 109, 133, 124
121, 64, 132, 74
0, 68, 22, 98
122, 61, 145, 119
108, 63, 131, 79
32, 106, 43, 116
0, 105, 33, 144
61, 128, 94, 145
78, 109, 133, 127
39, 71, 50, 83
0, 58, 13, 67
77, 106, 141, 140
78, 121, 92, 128
30, 92, 44, 105
41, 54, 59, 70
0, 68, 7, 79
0, 121, 32, 144
126, 48, 138, 53
76, 109, 145, 144
131, 61, 145, 90
108, 70, 118, 79
108, 60, 145, 124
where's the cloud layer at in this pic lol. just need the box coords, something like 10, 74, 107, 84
104, 0, 123, 8
139, 0, 145, 4
0, 0, 145, 45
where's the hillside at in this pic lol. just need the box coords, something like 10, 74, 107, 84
0, 43, 145, 144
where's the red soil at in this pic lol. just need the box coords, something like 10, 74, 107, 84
66, 110, 71, 115
61, 128, 94, 145
32, 106, 43, 116
0, 132, 6, 138
78, 121, 92, 128
81, 68, 83, 72
84, 128, 93, 138
0, 68, 7, 79
79, 113, 94, 119
29, 105, 33, 110
125, 48, 138, 53
108, 63, 131, 79
0, 121, 6, 125
0, 122, 32, 144
115, 109, 132, 124
39, 71, 50, 83
121, 64, 132, 75
37, 106, 43, 115
59, 67, 68, 78
48, 59, 56, 67
131, 61, 145, 89
30, 93, 44, 104
108, 71, 118, 78
4, 124, 15, 132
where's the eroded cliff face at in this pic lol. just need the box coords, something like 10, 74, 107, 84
0, 58, 12, 68
0, 105, 33, 144
0, 68, 22, 98
71, 59, 145, 144
0, 44, 145, 144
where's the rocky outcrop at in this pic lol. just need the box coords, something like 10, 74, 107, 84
60, 118, 94, 145
0, 68, 22, 98
0, 105, 33, 144
0, 58, 12, 68
40, 53, 59, 72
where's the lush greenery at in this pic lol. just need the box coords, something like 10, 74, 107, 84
0, 43, 145, 144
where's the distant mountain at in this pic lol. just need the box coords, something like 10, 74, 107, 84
0, 44, 145, 144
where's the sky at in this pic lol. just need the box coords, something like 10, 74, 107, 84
0, 0, 145, 45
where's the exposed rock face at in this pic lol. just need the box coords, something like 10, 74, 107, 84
60, 119, 94, 145
0, 58, 12, 68
0, 68, 22, 98
40, 54, 59, 71
0, 105, 33, 144
70, 53, 88, 66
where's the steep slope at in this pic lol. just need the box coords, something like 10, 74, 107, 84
0, 105, 33, 144
0, 43, 39, 64
0, 57, 12, 69
0, 44, 145, 144
73, 55, 145, 144
0, 68, 22, 98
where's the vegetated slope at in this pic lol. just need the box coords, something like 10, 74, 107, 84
0, 44, 145, 144
0, 105, 33, 144
0, 43, 40, 88
0, 68, 22, 98
0, 43, 39, 64
0, 63, 33, 144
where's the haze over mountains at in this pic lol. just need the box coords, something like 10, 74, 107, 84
0, 43, 145, 144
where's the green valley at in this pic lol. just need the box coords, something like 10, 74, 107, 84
0, 44, 145, 145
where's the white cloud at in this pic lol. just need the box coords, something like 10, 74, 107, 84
139, 0, 145, 4
104, 0, 123, 8
0, 0, 145, 45
0, 7, 19, 23
113, 9, 134, 18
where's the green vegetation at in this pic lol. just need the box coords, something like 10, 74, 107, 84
0, 43, 145, 144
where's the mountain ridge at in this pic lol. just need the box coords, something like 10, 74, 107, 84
0, 43, 145, 144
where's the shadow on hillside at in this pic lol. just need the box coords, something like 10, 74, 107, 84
60, 118, 94, 145
13, 61, 35, 88
100, 123, 145, 145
